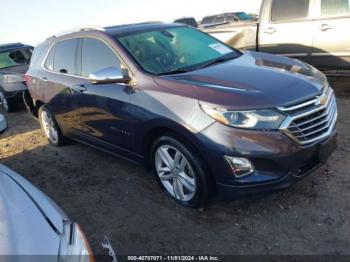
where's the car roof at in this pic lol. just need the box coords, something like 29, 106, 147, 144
45, 22, 185, 43
0, 43, 33, 52
44, 22, 185, 44
104, 22, 183, 36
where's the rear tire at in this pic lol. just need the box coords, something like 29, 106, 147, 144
39, 105, 64, 146
151, 134, 212, 208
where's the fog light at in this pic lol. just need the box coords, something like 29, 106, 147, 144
224, 156, 255, 178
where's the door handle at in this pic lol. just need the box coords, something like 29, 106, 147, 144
41, 77, 48, 82
71, 84, 87, 93
264, 27, 276, 34
321, 24, 332, 31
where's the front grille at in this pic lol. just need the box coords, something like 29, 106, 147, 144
278, 85, 338, 145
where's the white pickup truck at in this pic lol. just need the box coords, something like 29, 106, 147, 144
203, 0, 350, 70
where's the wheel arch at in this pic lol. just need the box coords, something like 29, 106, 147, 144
140, 119, 218, 200
139, 119, 213, 176
23, 90, 43, 118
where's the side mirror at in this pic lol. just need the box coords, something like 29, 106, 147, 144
89, 67, 130, 84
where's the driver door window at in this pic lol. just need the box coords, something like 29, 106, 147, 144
81, 38, 121, 77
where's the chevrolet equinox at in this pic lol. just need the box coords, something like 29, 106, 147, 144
25, 23, 338, 208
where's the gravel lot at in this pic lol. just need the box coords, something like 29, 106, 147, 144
0, 77, 349, 257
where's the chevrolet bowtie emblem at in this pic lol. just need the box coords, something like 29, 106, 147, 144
315, 94, 328, 106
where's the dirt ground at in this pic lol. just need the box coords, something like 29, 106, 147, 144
0, 77, 349, 257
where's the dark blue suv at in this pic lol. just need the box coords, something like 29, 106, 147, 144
25, 23, 337, 207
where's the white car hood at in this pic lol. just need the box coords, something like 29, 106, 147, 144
0, 165, 64, 255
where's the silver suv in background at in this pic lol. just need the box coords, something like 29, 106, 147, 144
0, 43, 33, 112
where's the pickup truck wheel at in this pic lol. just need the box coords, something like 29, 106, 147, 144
0, 90, 13, 112
151, 135, 211, 208
39, 106, 64, 146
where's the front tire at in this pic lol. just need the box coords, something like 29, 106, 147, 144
39, 106, 64, 146
151, 135, 212, 208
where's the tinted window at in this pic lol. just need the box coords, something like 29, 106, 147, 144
117, 27, 240, 75
321, 0, 350, 17
30, 44, 48, 69
214, 16, 225, 24
0, 48, 32, 69
271, 0, 310, 22
202, 16, 214, 25
44, 46, 55, 71
226, 14, 238, 22
81, 38, 121, 77
54, 39, 79, 75
236, 12, 254, 20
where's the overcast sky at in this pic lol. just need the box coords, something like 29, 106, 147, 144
0, 0, 262, 45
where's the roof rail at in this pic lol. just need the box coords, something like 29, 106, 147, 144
46, 26, 105, 40
104, 21, 163, 30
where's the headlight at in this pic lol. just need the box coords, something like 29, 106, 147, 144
59, 222, 94, 262
200, 104, 286, 130
2, 74, 24, 84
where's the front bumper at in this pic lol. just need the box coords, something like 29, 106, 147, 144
198, 122, 337, 200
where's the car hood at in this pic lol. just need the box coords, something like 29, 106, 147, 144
154, 51, 327, 110
0, 64, 29, 75
0, 165, 67, 255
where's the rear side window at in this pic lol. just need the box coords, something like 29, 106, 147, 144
321, 0, 350, 17
30, 44, 48, 69
202, 16, 214, 24
271, 0, 310, 22
53, 39, 79, 75
44, 46, 55, 71
81, 38, 121, 77
226, 14, 238, 22
0, 48, 32, 69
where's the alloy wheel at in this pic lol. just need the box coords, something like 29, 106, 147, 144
155, 145, 196, 202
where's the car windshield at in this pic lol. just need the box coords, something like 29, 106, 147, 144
0, 48, 32, 69
236, 12, 253, 20
116, 26, 240, 75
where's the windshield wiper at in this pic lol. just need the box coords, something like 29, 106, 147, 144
158, 54, 239, 75
195, 54, 238, 70
158, 67, 194, 76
